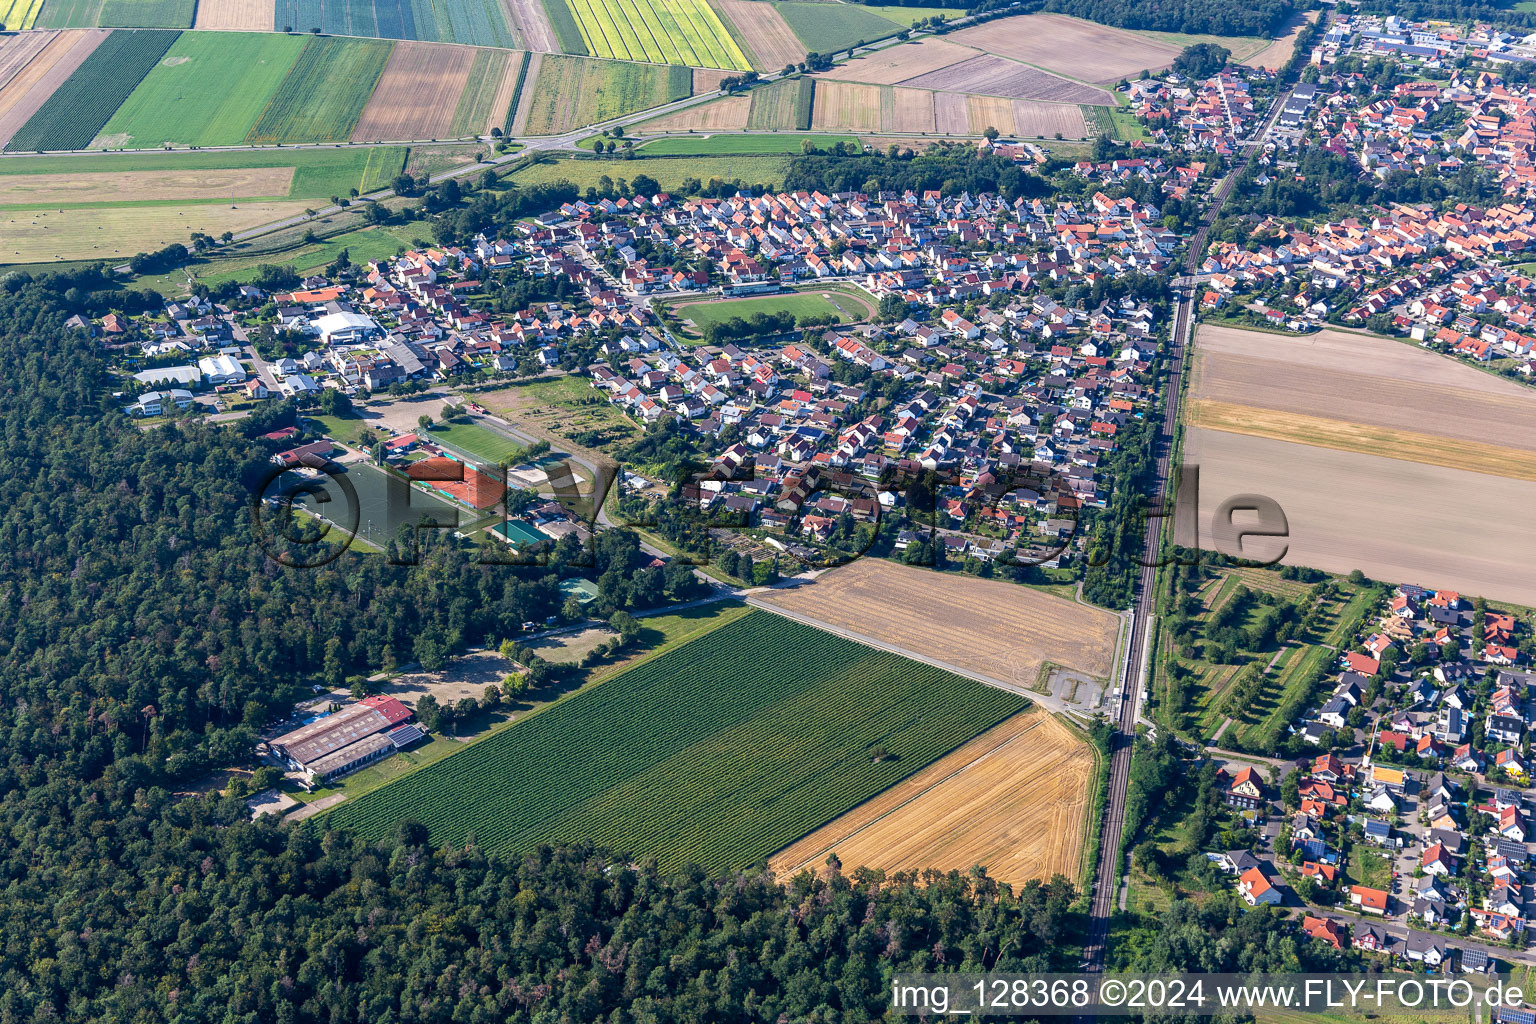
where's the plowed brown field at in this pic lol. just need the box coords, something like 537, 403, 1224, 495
352, 41, 476, 142
769, 709, 1093, 887
1013, 99, 1087, 138
755, 558, 1119, 687
640, 94, 750, 130
950, 13, 1179, 84
819, 37, 976, 84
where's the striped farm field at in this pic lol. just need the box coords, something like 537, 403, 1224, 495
5, 28, 176, 152
94, 32, 305, 148
245, 36, 391, 144
351, 40, 476, 142
551, 0, 751, 69
710, 0, 803, 69
745, 74, 811, 130
520, 54, 687, 135
1, 0, 44, 29
447, 47, 522, 137
96, 0, 193, 26
328, 611, 1027, 870
810, 79, 884, 132
32, 0, 102, 24
774, 0, 899, 51
192, 0, 271, 29
273, 0, 518, 46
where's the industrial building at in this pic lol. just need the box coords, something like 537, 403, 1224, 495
269, 695, 425, 785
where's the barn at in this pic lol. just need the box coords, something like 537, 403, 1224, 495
270, 695, 422, 785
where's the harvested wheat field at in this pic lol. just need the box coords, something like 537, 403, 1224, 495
756, 558, 1119, 687
692, 68, 732, 93
811, 79, 884, 132
1013, 99, 1087, 138
193, 0, 273, 31
932, 89, 969, 134
891, 86, 934, 133
0, 30, 56, 90
0, 29, 105, 147
1191, 325, 1536, 456
1183, 427, 1536, 607
2, 201, 309, 263
902, 54, 1111, 104
640, 94, 749, 131
818, 37, 976, 84
967, 93, 1014, 135
950, 14, 1179, 84
769, 709, 1093, 887
0, 166, 296, 204
352, 42, 476, 142
713, 0, 805, 70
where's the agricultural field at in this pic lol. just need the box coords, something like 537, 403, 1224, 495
508, 152, 788, 190
1242, 11, 1318, 71
550, 0, 751, 69
519, 54, 688, 135
0, 165, 295, 204
638, 132, 855, 154
0, 200, 309, 263
5, 28, 175, 152
900, 54, 1112, 105
245, 36, 391, 144
745, 74, 812, 130
503, 0, 556, 51
329, 611, 1027, 869
192, 0, 272, 30
0, 146, 406, 198
774, 0, 899, 52
401, 142, 484, 177
666, 286, 872, 337
769, 709, 1093, 887
1, 0, 44, 28
0, 30, 106, 147
93, 32, 305, 148
32, 0, 102, 23
273, 0, 518, 46
950, 14, 1181, 84
710, 0, 803, 69
816, 36, 975, 85
1183, 325, 1536, 605
755, 558, 1121, 689
636, 93, 749, 130
809, 78, 881, 132
352, 41, 476, 142
447, 48, 523, 137
96, 0, 192, 25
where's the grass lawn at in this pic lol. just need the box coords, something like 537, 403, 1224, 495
308, 411, 369, 444
425, 419, 529, 465
636, 133, 857, 155
508, 155, 790, 192
1345, 841, 1393, 890
666, 287, 871, 338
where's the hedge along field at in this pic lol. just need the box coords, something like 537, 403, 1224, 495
552, 0, 750, 69
245, 36, 391, 144
329, 611, 1028, 870
521, 55, 688, 135
5, 29, 178, 152
272, 0, 516, 46
93, 32, 305, 148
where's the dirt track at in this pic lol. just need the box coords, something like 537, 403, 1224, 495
769, 709, 1093, 887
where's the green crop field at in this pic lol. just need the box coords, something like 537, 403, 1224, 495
521, 55, 689, 135
639, 132, 855, 154
774, 1, 899, 52
273, 0, 517, 46
746, 75, 813, 130
34, 0, 103, 26
550, 0, 751, 69
95, 33, 306, 148
449, 48, 515, 137
97, 0, 191, 25
245, 37, 392, 144
328, 612, 1027, 869
509, 153, 789, 191
5, 29, 179, 152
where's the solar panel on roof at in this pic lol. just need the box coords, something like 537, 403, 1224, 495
386, 724, 426, 748
1498, 1007, 1535, 1024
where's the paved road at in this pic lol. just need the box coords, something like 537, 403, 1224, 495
1080, 83, 1296, 975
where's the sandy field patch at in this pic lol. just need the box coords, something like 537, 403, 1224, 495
194, 0, 274, 31
639, 94, 750, 131
755, 558, 1119, 687
950, 13, 1179, 84
1192, 325, 1536, 453
932, 89, 969, 134
0, 165, 296, 204
0, 29, 106, 147
1182, 427, 1536, 607
353, 41, 476, 142
810, 79, 883, 132
508, 51, 542, 135
1013, 99, 1087, 138
902, 54, 1111, 104
712, 0, 805, 70
376, 648, 514, 707
1188, 400, 1536, 482
891, 86, 934, 133
818, 36, 976, 84
2, 200, 308, 263
503, 0, 557, 51
769, 709, 1093, 887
